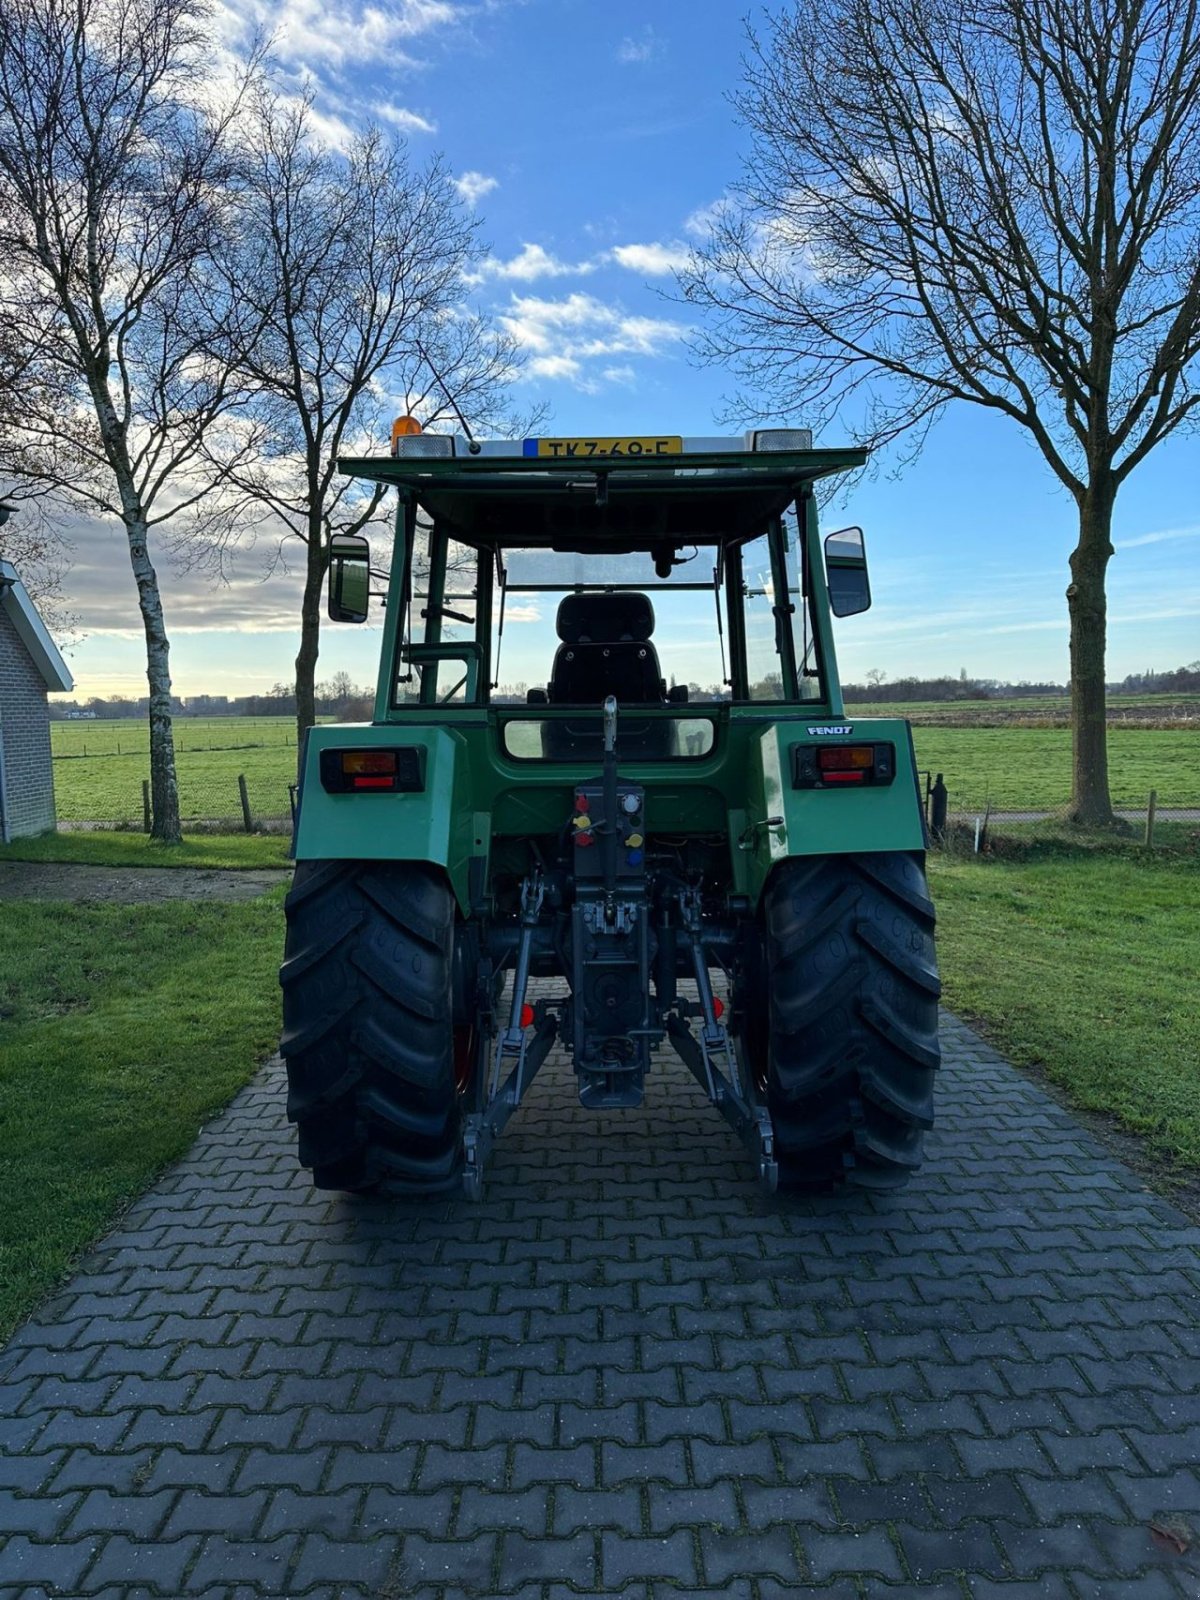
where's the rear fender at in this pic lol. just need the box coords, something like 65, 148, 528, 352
293, 723, 482, 913
736, 717, 926, 907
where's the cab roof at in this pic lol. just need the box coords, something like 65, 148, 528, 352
337, 442, 867, 549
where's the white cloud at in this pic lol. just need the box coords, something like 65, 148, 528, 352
611, 241, 691, 276
467, 242, 597, 284
374, 101, 437, 135
617, 25, 663, 63
528, 354, 583, 381
298, 98, 359, 153
213, 0, 457, 73
1114, 524, 1200, 550
498, 291, 685, 391
196, 0, 467, 162
400, 0, 460, 29
684, 197, 733, 239
1110, 601, 1200, 624
471, 236, 699, 286
454, 170, 499, 207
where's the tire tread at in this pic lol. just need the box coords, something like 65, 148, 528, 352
758, 852, 940, 1192
280, 860, 460, 1192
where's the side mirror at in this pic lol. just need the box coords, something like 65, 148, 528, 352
824, 526, 871, 617
327, 534, 371, 623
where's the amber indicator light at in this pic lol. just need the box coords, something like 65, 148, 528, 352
343, 750, 399, 775
817, 746, 875, 770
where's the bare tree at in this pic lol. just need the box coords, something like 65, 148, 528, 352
0, 501, 76, 636
0, 276, 76, 628
211, 92, 517, 751
0, 0, 255, 841
682, 0, 1200, 824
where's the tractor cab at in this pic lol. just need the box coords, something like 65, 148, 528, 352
329, 428, 872, 743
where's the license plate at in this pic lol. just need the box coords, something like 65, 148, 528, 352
522, 436, 683, 459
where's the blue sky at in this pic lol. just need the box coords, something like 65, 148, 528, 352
60, 0, 1199, 699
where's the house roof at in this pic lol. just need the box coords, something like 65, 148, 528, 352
0, 560, 73, 693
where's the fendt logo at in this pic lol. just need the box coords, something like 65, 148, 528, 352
807, 725, 853, 736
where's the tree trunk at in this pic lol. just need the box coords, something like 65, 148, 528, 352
1066, 476, 1116, 826
92, 377, 183, 844
127, 518, 182, 844
294, 528, 325, 771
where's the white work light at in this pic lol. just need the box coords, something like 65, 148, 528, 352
748, 429, 813, 452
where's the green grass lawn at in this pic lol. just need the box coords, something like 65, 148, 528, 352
0, 894, 284, 1340
0, 832, 291, 869
53, 745, 298, 824
930, 845, 1200, 1173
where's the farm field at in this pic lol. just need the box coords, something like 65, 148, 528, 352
51, 715, 300, 758
909, 725, 1199, 811
847, 692, 1200, 727
50, 712, 1199, 822
52, 717, 300, 824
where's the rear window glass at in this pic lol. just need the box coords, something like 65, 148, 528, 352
500, 717, 715, 761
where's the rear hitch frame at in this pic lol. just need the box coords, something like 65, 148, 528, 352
464, 869, 558, 1201
462, 1002, 559, 1201
665, 885, 779, 1192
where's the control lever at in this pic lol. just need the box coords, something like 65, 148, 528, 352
601, 696, 619, 904
603, 694, 617, 752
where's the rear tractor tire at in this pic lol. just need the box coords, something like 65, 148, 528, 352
279, 861, 466, 1194
740, 852, 941, 1192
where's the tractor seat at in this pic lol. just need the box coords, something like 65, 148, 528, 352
540, 591, 672, 758
548, 592, 665, 706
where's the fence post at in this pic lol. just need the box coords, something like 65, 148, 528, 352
142, 780, 151, 834
1145, 789, 1158, 850
238, 773, 253, 834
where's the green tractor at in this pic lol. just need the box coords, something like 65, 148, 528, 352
281, 427, 940, 1199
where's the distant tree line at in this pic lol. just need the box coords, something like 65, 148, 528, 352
1112, 663, 1200, 696
51, 676, 374, 723
56, 662, 1200, 723
845, 675, 1053, 703
841, 664, 1200, 702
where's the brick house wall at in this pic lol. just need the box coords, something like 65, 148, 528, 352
0, 601, 58, 838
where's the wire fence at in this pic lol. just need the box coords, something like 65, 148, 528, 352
946, 798, 1200, 823
52, 760, 1197, 841
919, 771, 1199, 852
53, 768, 295, 832
51, 723, 298, 831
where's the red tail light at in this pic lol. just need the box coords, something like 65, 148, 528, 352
319, 746, 426, 793
793, 741, 896, 790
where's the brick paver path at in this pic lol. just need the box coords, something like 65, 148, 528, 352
3, 1013, 1200, 1599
